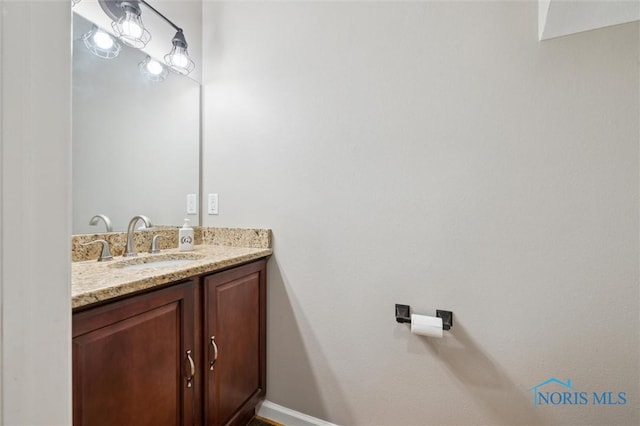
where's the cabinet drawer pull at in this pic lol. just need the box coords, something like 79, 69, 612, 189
210, 336, 218, 371
185, 350, 195, 388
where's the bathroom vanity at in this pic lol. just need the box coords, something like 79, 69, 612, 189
71, 232, 271, 426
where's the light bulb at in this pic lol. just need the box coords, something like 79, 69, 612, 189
111, 2, 151, 48
139, 56, 168, 82
171, 53, 189, 68
82, 26, 121, 59
92, 31, 114, 50
146, 60, 163, 75
121, 18, 142, 39
164, 31, 195, 76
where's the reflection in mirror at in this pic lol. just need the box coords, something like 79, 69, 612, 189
72, 12, 200, 234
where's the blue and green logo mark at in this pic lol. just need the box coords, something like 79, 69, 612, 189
529, 378, 627, 407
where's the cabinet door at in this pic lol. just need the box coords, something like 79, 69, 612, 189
204, 260, 266, 426
73, 281, 196, 426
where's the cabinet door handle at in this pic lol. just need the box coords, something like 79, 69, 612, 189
185, 350, 195, 388
209, 336, 218, 371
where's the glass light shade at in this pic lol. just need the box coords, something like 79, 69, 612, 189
82, 27, 121, 59
111, 2, 151, 48
139, 56, 168, 82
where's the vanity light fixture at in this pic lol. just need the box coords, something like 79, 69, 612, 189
82, 26, 121, 59
164, 30, 195, 75
111, 1, 151, 48
139, 55, 168, 82
99, 0, 196, 76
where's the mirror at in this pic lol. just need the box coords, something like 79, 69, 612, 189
72, 11, 200, 234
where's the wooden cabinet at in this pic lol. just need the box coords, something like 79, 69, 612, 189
72, 280, 196, 426
72, 259, 267, 426
203, 261, 267, 426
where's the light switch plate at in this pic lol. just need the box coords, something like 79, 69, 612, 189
208, 193, 219, 215
186, 194, 197, 215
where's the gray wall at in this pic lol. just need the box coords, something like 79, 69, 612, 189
1, 1, 72, 423
202, 1, 639, 425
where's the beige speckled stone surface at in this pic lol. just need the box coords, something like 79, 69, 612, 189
201, 227, 271, 248
72, 244, 272, 309
72, 227, 271, 262
72, 227, 203, 262
72, 227, 272, 309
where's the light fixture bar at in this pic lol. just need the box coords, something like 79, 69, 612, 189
137, 0, 196, 76
138, 0, 182, 32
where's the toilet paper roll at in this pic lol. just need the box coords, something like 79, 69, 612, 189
411, 314, 443, 338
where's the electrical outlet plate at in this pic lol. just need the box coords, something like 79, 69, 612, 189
208, 193, 219, 215
186, 194, 197, 215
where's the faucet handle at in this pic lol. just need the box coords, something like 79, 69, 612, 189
81, 239, 113, 262
149, 235, 170, 254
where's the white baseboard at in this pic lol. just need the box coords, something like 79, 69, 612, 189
257, 400, 338, 426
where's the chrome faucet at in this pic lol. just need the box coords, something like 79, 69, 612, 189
89, 214, 113, 233
124, 215, 152, 257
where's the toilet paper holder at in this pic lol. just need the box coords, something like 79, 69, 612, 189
395, 304, 453, 330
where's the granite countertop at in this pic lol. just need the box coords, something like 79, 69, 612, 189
72, 244, 272, 309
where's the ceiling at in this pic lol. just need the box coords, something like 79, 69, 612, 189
539, 0, 640, 40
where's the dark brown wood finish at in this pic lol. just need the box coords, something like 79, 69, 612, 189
204, 260, 267, 426
73, 280, 196, 426
72, 259, 267, 426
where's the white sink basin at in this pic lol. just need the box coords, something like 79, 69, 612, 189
110, 253, 204, 271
